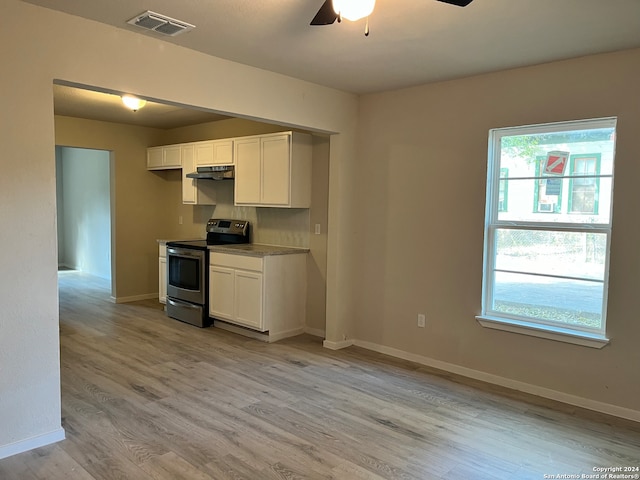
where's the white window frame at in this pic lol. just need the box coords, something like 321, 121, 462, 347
476, 117, 616, 349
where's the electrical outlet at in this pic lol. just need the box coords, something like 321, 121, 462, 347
417, 313, 426, 328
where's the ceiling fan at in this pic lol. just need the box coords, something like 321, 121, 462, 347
311, 0, 474, 29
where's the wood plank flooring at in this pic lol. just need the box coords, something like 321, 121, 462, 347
1, 271, 639, 479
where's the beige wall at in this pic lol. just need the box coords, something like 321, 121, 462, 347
355, 48, 640, 416
55, 116, 166, 298
0, 0, 357, 456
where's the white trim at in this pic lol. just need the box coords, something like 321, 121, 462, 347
110, 293, 158, 304
476, 315, 609, 348
303, 326, 326, 338
213, 321, 304, 343
349, 338, 639, 423
0, 428, 65, 460
268, 327, 305, 343
214, 321, 270, 342
323, 338, 354, 350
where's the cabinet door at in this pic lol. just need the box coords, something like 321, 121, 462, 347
261, 134, 291, 205
209, 266, 235, 320
159, 257, 167, 304
163, 145, 182, 168
212, 139, 233, 165
181, 144, 196, 204
195, 141, 214, 166
234, 270, 264, 330
196, 140, 234, 166
147, 147, 163, 169
234, 137, 261, 204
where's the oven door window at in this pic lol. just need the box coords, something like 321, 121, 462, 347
168, 255, 200, 291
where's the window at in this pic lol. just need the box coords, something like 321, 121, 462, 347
569, 154, 600, 214
478, 118, 616, 348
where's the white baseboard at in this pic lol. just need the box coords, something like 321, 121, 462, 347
269, 327, 305, 343
110, 293, 158, 304
214, 321, 306, 343
328, 338, 640, 423
323, 338, 354, 350
214, 321, 270, 342
0, 427, 65, 460
303, 326, 326, 338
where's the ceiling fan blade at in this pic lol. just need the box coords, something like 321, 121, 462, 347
310, 0, 338, 25
436, 0, 474, 6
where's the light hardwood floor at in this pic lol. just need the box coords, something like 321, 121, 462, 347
1, 271, 639, 479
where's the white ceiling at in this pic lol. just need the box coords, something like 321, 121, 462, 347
25, 0, 640, 127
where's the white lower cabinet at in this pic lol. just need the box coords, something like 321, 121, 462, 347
233, 270, 263, 330
159, 245, 167, 304
209, 251, 306, 340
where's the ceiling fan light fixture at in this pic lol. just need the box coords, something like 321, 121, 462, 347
121, 95, 147, 112
332, 0, 376, 21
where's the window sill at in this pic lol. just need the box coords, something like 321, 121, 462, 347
475, 315, 610, 349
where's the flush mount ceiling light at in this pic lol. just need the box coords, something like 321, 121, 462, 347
121, 95, 147, 112
126, 10, 195, 37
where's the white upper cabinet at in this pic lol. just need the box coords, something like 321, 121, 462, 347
234, 137, 261, 204
147, 145, 182, 170
195, 139, 234, 166
234, 132, 311, 208
148, 131, 311, 208
181, 143, 216, 205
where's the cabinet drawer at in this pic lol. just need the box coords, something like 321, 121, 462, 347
210, 252, 263, 272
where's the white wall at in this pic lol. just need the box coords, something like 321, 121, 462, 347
0, 0, 358, 458
57, 147, 111, 279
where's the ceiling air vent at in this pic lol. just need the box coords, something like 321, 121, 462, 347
127, 11, 195, 37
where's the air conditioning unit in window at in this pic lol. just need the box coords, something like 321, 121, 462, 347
538, 203, 555, 212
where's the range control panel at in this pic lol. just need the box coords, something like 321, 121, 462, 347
206, 218, 250, 236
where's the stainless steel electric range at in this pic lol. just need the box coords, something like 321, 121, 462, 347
165, 219, 250, 327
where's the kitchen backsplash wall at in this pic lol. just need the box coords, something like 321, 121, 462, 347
189, 180, 310, 248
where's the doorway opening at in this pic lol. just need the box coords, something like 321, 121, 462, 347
56, 146, 113, 293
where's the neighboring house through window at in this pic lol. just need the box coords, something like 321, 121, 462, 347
533, 157, 562, 213
569, 154, 600, 214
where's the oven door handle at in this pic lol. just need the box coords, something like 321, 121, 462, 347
167, 248, 204, 259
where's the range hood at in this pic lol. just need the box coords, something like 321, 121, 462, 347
186, 166, 234, 180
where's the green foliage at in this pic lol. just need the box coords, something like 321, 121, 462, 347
500, 128, 614, 163
501, 135, 541, 160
